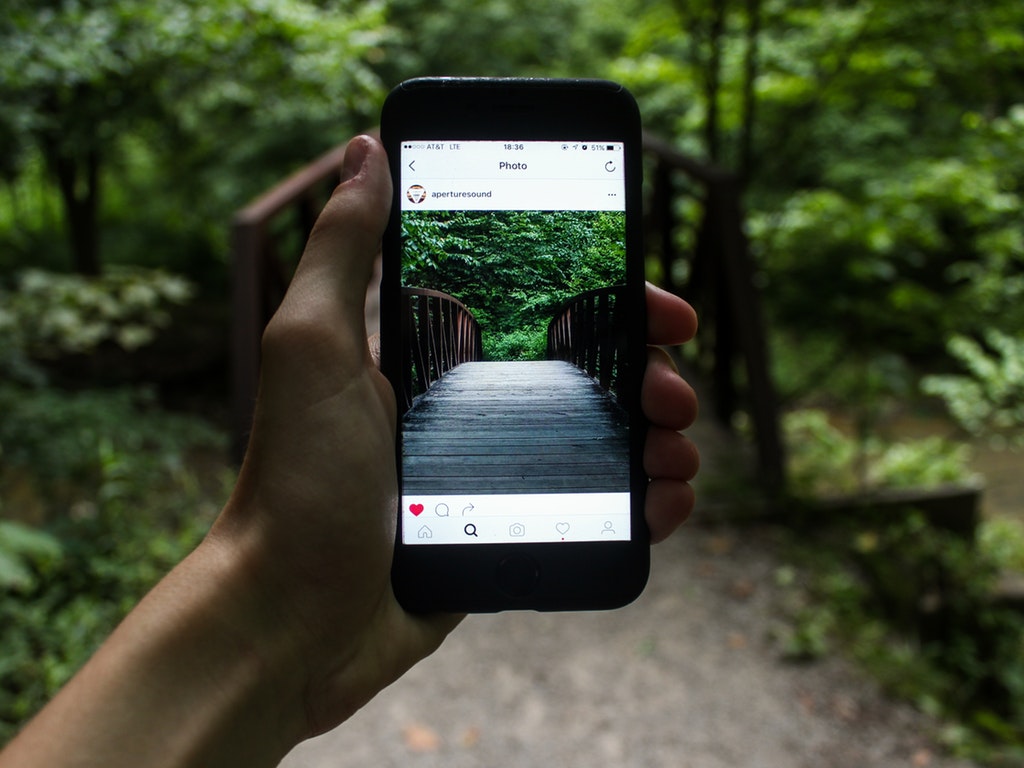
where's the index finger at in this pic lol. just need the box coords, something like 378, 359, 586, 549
646, 282, 697, 346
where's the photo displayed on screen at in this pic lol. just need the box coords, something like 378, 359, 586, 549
398, 141, 631, 545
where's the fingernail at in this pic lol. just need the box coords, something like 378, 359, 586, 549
341, 136, 371, 183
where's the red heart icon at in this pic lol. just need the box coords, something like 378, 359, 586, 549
410, 503, 425, 516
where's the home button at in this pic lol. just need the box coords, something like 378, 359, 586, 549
495, 555, 539, 599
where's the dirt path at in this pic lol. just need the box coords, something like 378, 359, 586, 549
278, 517, 973, 768
278, 335, 976, 767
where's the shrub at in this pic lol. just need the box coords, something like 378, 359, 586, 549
0, 381, 228, 742
783, 408, 975, 497
484, 326, 549, 362
775, 513, 1024, 763
923, 330, 1024, 449
0, 267, 193, 361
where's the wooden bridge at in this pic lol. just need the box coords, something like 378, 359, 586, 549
401, 360, 628, 494
230, 132, 785, 495
398, 286, 628, 494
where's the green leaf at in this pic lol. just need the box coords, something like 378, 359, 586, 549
0, 521, 63, 592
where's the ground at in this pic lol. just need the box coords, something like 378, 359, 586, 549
280, 304, 979, 766
278, 517, 973, 768
277, 407, 977, 768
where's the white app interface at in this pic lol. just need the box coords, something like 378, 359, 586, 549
398, 140, 630, 545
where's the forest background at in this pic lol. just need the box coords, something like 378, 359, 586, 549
1, 0, 1024, 761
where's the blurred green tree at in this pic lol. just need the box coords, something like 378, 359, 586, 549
376, 0, 633, 82
608, 0, 1024, 388
0, 0, 387, 275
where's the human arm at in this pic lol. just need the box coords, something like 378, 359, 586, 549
0, 135, 698, 767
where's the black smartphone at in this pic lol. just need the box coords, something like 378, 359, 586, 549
380, 77, 648, 612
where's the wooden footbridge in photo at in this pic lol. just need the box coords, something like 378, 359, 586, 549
398, 287, 629, 495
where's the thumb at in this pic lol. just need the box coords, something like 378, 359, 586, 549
259, 136, 392, 404
299, 134, 392, 315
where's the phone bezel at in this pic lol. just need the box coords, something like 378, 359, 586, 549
381, 78, 648, 612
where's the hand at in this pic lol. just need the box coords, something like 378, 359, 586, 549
643, 282, 699, 542
218, 134, 699, 735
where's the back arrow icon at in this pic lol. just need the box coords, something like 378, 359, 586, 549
408, 160, 416, 172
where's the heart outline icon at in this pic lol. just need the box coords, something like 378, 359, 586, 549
555, 522, 570, 535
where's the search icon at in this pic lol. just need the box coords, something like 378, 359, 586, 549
464, 523, 478, 537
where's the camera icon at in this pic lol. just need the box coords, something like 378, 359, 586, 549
508, 522, 526, 537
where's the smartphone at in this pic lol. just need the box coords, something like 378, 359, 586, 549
380, 78, 648, 612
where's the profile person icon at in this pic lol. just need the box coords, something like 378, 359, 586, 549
406, 185, 427, 204
601, 521, 615, 535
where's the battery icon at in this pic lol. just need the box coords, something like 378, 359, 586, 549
606, 145, 615, 150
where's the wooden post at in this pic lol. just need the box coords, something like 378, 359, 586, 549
653, 160, 677, 294
714, 177, 785, 494
642, 130, 786, 495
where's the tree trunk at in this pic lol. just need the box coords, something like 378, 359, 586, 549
703, 0, 727, 163
739, 0, 762, 187
50, 142, 102, 276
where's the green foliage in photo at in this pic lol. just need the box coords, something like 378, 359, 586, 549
401, 209, 625, 360
483, 325, 549, 363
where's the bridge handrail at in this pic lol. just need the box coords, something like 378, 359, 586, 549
400, 286, 483, 412
230, 130, 785, 494
547, 286, 625, 405
644, 130, 784, 493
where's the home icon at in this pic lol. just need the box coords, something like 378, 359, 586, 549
417, 526, 433, 539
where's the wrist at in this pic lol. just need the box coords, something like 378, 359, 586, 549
173, 527, 314, 756
120, 531, 313, 766
118, 532, 313, 766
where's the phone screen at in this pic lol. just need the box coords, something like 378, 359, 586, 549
396, 139, 631, 546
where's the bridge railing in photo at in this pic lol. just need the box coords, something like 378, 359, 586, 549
547, 286, 625, 406
400, 287, 483, 412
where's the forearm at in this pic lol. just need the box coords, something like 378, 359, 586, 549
0, 535, 306, 768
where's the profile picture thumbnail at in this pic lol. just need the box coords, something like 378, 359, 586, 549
406, 185, 427, 204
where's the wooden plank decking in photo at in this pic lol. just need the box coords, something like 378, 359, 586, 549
401, 360, 629, 494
